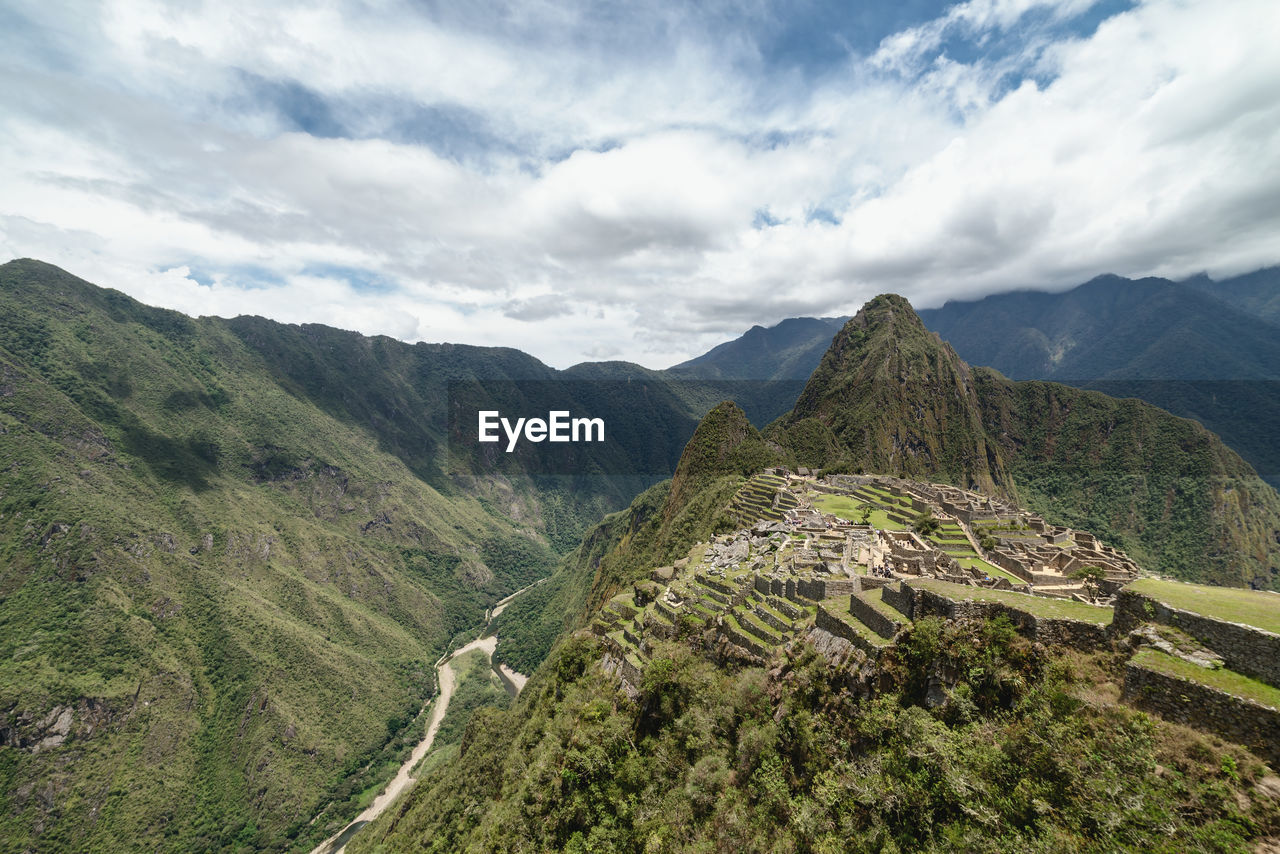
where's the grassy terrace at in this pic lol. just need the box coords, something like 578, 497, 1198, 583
726, 611, 783, 645
953, 556, 1023, 585
1126, 578, 1280, 634
820, 597, 890, 646
813, 494, 910, 531
858, 587, 909, 623
909, 579, 1113, 624
1131, 648, 1280, 709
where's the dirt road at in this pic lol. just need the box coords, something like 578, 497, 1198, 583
310, 636, 497, 854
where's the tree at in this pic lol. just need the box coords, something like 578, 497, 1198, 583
913, 511, 940, 537
1070, 565, 1106, 596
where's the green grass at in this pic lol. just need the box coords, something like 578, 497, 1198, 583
813, 494, 909, 530
1126, 578, 1280, 634
909, 579, 1113, 624
1131, 648, 1280, 709
953, 556, 1023, 585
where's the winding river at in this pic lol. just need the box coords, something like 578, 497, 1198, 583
309, 579, 541, 854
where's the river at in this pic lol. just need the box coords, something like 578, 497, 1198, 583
308, 579, 541, 854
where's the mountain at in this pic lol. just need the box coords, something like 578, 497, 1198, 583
0, 260, 773, 852
4, 260, 1278, 851
774, 295, 1010, 496
768, 295, 1280, 589
352, 340, 1280, 852
665, 317, 852, 429
674, 272, 1280, 488
916, 274, 1280, 382
668, 316, 847, 381
916, 274, 1280, 490
1183, 266, 1280, 327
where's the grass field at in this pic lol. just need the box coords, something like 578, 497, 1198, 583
1131, 648, 1280, 709
952, 556, 1023, 585
813, 494, 910, 530
1126, 578, 1280, 634
910, 579, 1113, 624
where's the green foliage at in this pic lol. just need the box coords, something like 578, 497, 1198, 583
768, 289, 1280, 589
430, 650, 511, 752
353, 623, 1280, 853
913, 511, 941, 536
0, 260, 591, 852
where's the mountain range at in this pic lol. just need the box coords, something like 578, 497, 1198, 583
2, 259, 1278, 851
671, 269, 1280, 489
352, 295, 1280, 854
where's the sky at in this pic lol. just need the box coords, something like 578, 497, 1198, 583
2, 0, 1278, 369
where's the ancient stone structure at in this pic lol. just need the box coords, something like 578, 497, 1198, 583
1123, 661, 1280, 766
1113, 590, 1280, 688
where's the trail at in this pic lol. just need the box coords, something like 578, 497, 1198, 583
309, 580, 539, 854
486, 576, 547, 622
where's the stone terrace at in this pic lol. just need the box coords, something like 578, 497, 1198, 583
592, 470, 1280, 766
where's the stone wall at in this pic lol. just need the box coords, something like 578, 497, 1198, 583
753, 604, 791, 634
718, 618, 771, 659
1123, 661, 1280, 766
881, 583, 915, 620
767, 595, 803, 620
796, 577, 858, 602
905, 585, 1109, 650
815, 604, 884, 659
849, 593, 903, 639
1113, 590, 1280, 688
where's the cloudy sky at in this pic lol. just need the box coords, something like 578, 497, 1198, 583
2, 0, 1278, 368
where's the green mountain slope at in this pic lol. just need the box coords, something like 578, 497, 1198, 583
773, 295, 1011, 496
768, 294, 1280, 588
491, 401, 774, 673
352, 390, 1280, 854
917, 274, 1280, 488
673, 272, 1280, 489
0, 260, 581, 851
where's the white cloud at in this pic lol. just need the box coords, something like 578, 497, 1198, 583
1, 0, 1278, 368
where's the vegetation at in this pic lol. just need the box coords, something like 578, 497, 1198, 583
1131, 649, 1280, 710
918, 272, 1280, 493
431, 650, 512, 753
5, 260, 1278, 852
1126, 579, 1280, 634
913, 511, 941, 536
767, 292, 1280, 589
354, 623, 1280, 853
0, 260, 650, 851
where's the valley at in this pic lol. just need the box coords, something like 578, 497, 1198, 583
311, 584, 534, 854
1, 262, 1277, 852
